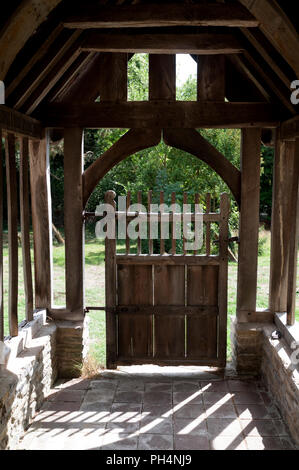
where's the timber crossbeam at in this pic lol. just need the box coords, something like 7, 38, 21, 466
0, 105, 44, 140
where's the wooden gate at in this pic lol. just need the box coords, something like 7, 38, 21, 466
105, 190, 230, 369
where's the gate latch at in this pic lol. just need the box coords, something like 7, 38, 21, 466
213, 237, 239, 245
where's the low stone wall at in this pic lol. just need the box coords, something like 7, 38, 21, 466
261, 325, 299, 446
230, 318, 264, 376
0, 311, 57, 449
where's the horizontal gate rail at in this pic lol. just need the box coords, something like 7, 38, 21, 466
116, 254, 220, 265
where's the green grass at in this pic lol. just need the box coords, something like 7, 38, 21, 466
2, 229, 298, 367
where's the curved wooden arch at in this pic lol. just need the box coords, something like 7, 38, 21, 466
83, 128, 162, 206
163, 128, 241, 206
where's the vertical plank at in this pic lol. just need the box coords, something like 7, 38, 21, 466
160, 191, 165, 254
149, 54, 176, 100
29, 135, 52, 309
154, 265, 185, 359
20, 137, 34, 321
5, 133, 18, 336
237, 128, 261, 317
0, 128, 3, 340
269, 136, 294, 313
148, 190, 153, 255
137, 190, 142, 255
126, 191, 131, 254
194, 193, 199, 255
171, 191, 176, 255
198, 55, 225, 101
105, 190, 117, 369
206, 193, 211, 256
99, 53, 128, 101
183, 192, 188, 254
218, 193, 229, 363
118, 265, 153, 306
287, 138, 299, 325
64, 128, 84, 316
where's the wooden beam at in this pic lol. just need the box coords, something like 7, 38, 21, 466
5, 133, 19, 336
239, 0, 299, 77
98, 53, 128, 101
83, 128, 161, 206
29, 135, 53, 308
40, 102, 279, 129
65, 3, 259, 28
163, 128, 241, 206
281, 116, 299, 141
149, 55, 176, 101
0, 105, 44, 139
237, 128, 261, 318
198, 55, 225, 101
19, 137, 34, 322
0, 0, 63, 80
0, 128, 3, 340
269, 137, 295, 313
287, 139, 299, 325
64, 128, 84, 318
82, 33, 244, 55
225, 57, 265, 102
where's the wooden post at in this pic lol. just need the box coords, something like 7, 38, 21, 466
105, 190, 117, 369
99, 53, 127, 101
269, 136, 296, 314
237, 128, 261, 319
0, 128, 3, 341
64, 128, 84, 317
20, 137, 34, 321
149, 54, 176, 100
198, 55, 225, 101
29, 134, 53, 309
5, 133, 19, 336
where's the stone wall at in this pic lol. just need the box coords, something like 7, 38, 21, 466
230, 317, 264, 376
0, 311, 57, 449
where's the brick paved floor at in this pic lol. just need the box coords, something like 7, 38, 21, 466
19, 367, 297, 450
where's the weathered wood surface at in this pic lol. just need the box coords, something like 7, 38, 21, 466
149, 54, 176, 101
239, 0, 299, 77
5, 134, 18, 336
116, 255, 220, 266
98, 53, 128, 101
237, 128, 261, 316
0, 105, 44, 140
29, 136, 52, 308
83, 128, 161, 206
281, 116, 299, 141
64, 128, 84, 317
19, 137, 33, 321
0, 128, 3, 340
163, 128, 241, 205
218, 193, 229, 363
82, 33, 244, 55
41, 102, 279, 129
65, 3, 259, 28
198, 55, 225, 101
105, 191, 117, 369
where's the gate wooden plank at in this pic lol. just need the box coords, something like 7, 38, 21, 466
117, 265, 153, 305
187, 265, 219, 359
154, 264, 185, 359
5, 133, 19, 337
0, 128, 3, 340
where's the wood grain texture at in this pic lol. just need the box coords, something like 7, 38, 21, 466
0, 105, 43, 140
149, 54, 176, 101
19, 137, 33, 321
64, 128, 84, 317
29, 135, 52, 308
237, 128, 261, 315
0, 128, 3, 340
198, 55, 225, 101
5, 133, 18, 336
98, 53, 128, 101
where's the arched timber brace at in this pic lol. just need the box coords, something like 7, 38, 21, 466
163, 128, 241, 206
83, 128, 162, 207
29, 134, 53, 309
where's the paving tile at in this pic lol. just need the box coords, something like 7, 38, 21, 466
174, 435, 210, 450
227, 380, 257, 392
202, 392, 233, 405
236, 404, 272, 420
139, 415, 173, 435
210, 436, 247, 450
200, 381, 229, 392
114, 390, 143, 404
245, 437, 285, 450
173, 404, 206, 419
173, 418, 208, 436
280, 437, 296, 450
106, 421, 140, 433
260, 391, 273, 406
173, 391, 203, 405
145, 382, 172, 393
240, 419, 279, 437
207, 418, 243, 439
117, 380, 145, 392
111, 402, 142, 414
52, 390, 86, 403
142, 403, 173, 417
62, 379, 91, 391
101, 432, 138, 450
46, 401, 82, 412
173, 382, 200, 393
143, 391, 172, 405
138, 433, 173, 450
266, 405, 281, 419
90, 381, 118, 392
272, 420, 290, 437
232, 391, 263, 405
84, 389, 115, 404
80, 402, 112, 412
205, 403, 237, 419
